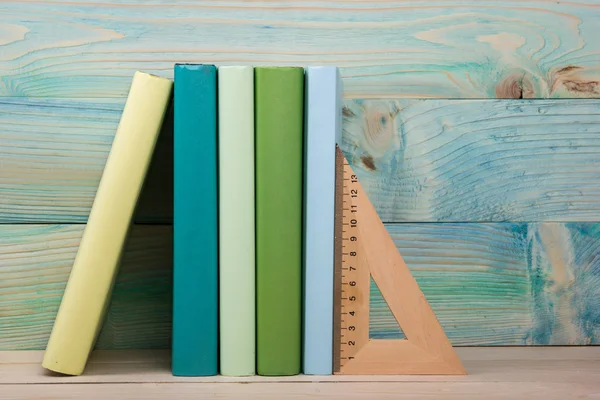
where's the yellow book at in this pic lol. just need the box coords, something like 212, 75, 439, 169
42, 72, 172, 375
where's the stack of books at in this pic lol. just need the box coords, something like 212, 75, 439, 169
41, 65, 343, 377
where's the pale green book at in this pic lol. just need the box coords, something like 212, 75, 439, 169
218, 66, 256, 376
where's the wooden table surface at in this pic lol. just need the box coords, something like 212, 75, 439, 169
2, 348, 599, 399
1, 1, 600, 351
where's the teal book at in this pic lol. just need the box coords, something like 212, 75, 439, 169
172, 64, 218, 376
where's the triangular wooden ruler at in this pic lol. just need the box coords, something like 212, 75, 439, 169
333, 147, 466, 375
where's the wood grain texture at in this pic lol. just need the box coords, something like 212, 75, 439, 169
0, 97, 173, 223
2, 349, 600, 399
4, 98, 600, 224
370, 223, 600, 345
1, 1, 599, 98
342, 99, 600, 222
0, 225, 172, 350
1, 223, 597, 349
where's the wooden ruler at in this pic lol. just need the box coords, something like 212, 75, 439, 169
333, 147, 466, 375
333, 147, 370, 372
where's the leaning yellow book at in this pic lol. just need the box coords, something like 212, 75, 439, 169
42, 72, 172, 375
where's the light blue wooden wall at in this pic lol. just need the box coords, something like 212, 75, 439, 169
342, 99, 600, 344
1, 1, 599, 98
0, 98, 173, 224
342, 99, 600, 222
1, 0, 599, 349
370, 223, 600, 345
0, 225, 172, 350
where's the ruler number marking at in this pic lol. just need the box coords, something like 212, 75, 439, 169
338, 160, 363, 369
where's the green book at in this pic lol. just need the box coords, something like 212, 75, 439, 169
255, 67, 304, 376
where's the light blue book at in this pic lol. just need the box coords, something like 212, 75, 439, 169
172, 64, 218, 376
303, 66, 343, 375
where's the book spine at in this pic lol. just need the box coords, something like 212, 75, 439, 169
255, 67, 304, 376
172, 64, 218, 376
42, 72, 172, 376
218, 66, 256, 376
303, 67, 342, 375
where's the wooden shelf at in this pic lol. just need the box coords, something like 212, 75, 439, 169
1, 348, 598, 399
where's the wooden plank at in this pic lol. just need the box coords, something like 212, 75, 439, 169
4, 98, 600, 224
2, 348, 600, 384
370, 223, 600, 346
1, 222, 597, 350
342, 99, 600, 222
3, 348, 600, 381
1, 348, 599, 400
0, 97, 173, 223
1, 1, 599, 98
4, 381, 597, 400
0, 225, 172, 350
